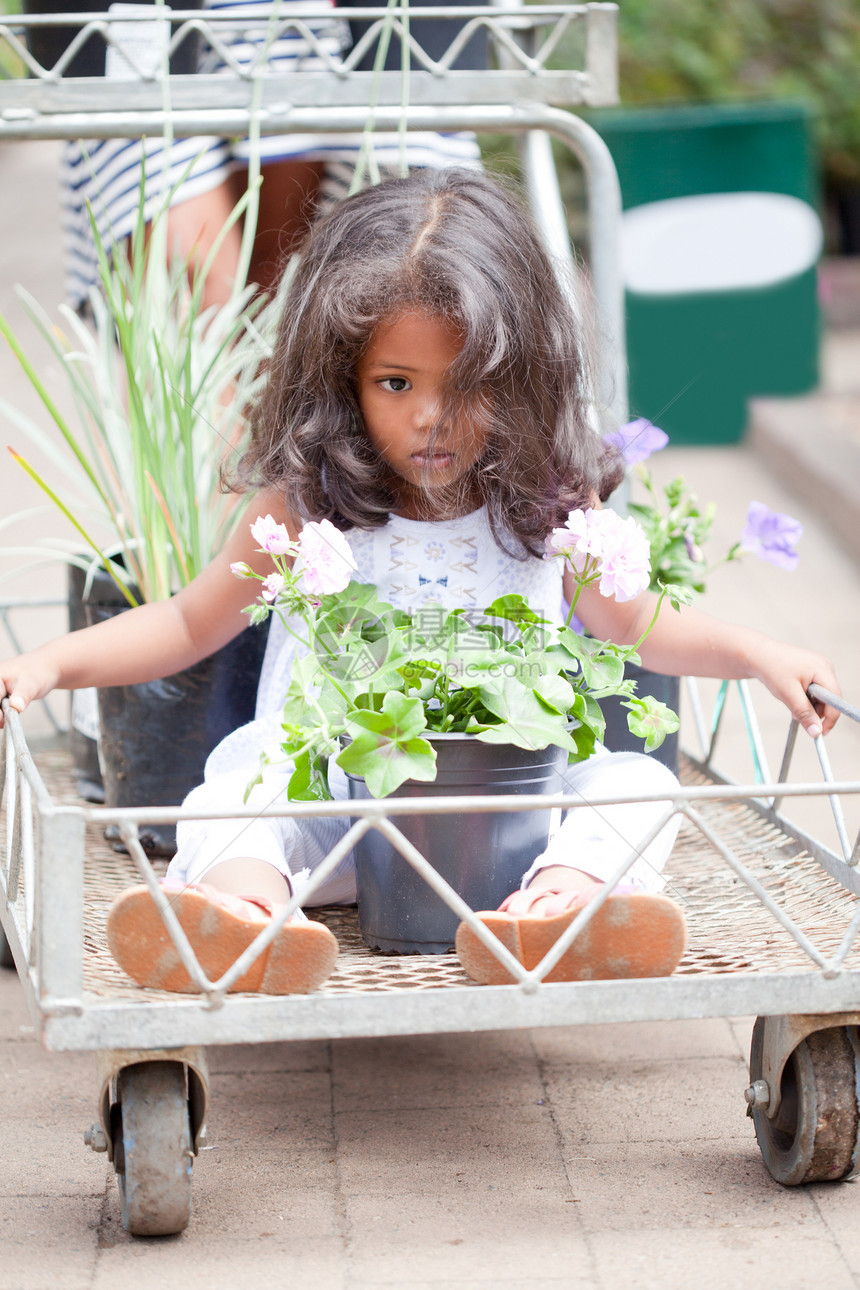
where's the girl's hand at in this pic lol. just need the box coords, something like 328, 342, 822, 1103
0, 653, 60, 728
752, 642, 841, 738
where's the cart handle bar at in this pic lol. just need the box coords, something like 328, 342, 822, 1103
808, 684, 860, 726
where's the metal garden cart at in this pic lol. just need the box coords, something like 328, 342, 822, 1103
2, 1, 860, 1236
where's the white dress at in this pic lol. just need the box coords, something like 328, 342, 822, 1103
167, 508, 680, 902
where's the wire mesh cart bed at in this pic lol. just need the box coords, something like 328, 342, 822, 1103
3, 0, 860, 1237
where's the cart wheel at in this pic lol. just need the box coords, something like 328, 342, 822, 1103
749, 1018, 860, 1185
111, 1061, 193, 1235
0, 927, 13, 969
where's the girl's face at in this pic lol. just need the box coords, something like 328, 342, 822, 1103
355, 309, 489, 519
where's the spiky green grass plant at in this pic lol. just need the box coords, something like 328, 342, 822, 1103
0, 159, 284, 605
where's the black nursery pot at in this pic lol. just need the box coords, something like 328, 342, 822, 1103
600, 664, 680, 774
85, 568, 270, 856
21, 0, 202, 78
67, 564, 105, 803
345, 736, 568, 954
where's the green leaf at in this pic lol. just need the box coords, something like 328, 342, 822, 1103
475, 681, 580, 754
346, 690, 428, 741
284, 651, 326, 702
582, 692, 606, 742
287, 749, 332, 802
625, 695, 680, 752
8, 450, 139, 607
336, 691, 436, 797
337, 730, 436, 797
328, 633, 407, 697
532, 672, 576, 714
482, 593, 551, 626
578, 643, 626, 695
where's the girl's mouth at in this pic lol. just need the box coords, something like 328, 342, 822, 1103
412, 450, 454, 470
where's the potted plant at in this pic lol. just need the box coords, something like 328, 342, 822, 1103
0, 168, 279, 849
600, 418, 803, 771
237, 507, 684, 952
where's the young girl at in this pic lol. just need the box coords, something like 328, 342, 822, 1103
0, 169, 840, 994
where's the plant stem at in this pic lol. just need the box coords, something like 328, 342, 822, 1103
273, 594, 356, 713
565, 557, 598, 628
623, 585, 668, 661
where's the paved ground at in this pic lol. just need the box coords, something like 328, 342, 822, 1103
2, 139, 860, 1287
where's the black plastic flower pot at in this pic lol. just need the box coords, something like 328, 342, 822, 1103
345, 735, 568, 954
84, 567, 270, 856
21, 0, 202, 78
599, 664, 680, 774
67, 564, 105, 802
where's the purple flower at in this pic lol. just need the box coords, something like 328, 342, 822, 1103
682, 522, 703, 564
741, 502, 802, 571
605, 418, 669, 468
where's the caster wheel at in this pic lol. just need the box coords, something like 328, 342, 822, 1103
111, 1061, 193, 1235
750, 1018, 860, 1185
0, 927, 13, 970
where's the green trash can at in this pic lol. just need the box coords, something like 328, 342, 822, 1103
590, 102, 822, 444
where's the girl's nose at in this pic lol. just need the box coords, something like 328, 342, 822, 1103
412, 393, 443, 433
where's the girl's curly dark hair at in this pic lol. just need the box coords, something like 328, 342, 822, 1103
231, 168, 622, 556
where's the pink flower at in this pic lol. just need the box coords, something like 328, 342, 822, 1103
545, 526, 580, 557
545, 508, 598, 573
595, 513, 651, 601
296, 519, 357, 596
547, 507, 651, 602
261, 573, 286, 603
230, 561, 253, 578
250, 514, 296, 555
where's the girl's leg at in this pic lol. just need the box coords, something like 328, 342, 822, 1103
196, 856, 291, 904
516, 749, 683, 905
107, 767, 350, 995
456, 750, 687, 984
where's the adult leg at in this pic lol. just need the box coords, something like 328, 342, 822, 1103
158, 157, 323, 310
163, 177, 245, 312
231, 158, 324, 294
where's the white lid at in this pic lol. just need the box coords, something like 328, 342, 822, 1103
621, 192, 823, 295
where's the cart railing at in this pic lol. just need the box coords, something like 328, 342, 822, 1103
3, 684, 860, 1051
0, 3, 618, 133
684, 679, 860, 878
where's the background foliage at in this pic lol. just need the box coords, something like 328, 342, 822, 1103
615, 0, 860, 187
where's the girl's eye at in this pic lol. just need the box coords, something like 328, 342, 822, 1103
379, 377, 411, 393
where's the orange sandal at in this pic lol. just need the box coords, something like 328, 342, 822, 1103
455, 885, 686, 985
107, 882, 338, 994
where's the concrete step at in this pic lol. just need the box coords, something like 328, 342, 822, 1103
748, 327, 860, 567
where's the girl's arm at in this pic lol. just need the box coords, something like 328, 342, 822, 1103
570, 572, 841, 738
0, 489, 296, 727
